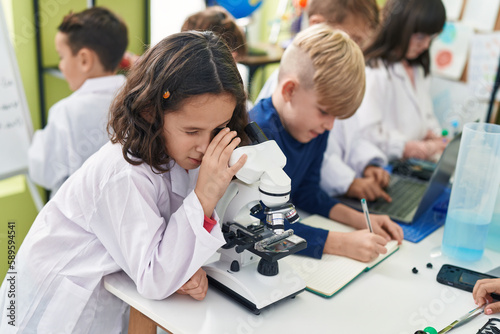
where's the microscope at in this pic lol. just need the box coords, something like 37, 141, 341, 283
202, 122, 307, 314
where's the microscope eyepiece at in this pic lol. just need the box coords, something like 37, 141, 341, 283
244, 121, 268, 144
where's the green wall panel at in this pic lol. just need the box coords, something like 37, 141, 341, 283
43, 72, 72, 113
0, 176, 40, 280
97, 0, 148, 55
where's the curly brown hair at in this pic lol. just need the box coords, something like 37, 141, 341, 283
181, 6, 247, 60
108, 30, 249, 173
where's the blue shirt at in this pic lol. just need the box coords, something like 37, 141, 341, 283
249, 97, 340, 258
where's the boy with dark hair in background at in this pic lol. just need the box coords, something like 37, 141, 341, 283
28, 7, 128, 196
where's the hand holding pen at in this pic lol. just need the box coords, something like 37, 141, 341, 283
361, 198, 373, 233
360, 198, 404, 244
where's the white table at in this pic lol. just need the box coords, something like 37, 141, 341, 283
104, 226, 500, 334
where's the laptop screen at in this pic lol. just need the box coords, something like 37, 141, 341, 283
412, 132, 462, 221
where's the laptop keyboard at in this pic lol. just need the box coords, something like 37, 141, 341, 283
369, 177, 428, 218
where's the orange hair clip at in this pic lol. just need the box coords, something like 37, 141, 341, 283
163, 90, 171, 99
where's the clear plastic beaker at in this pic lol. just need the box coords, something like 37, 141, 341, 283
442, 123, 500, 261
486, 186, 500, 252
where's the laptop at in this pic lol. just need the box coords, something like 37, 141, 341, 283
339, 133, 462, 224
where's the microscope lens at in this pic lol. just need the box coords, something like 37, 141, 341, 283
286, 209, 300, 224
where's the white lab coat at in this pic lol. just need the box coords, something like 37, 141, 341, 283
0, 142, 225, 333
320, 113, 387, 196
354, 61, 442, 160
28, 75, 126, 196
254, 68, 278, 105
255, 69, 387, 196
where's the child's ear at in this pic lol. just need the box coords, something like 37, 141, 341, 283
77, 47, 95, 73
281, 79, 297, 103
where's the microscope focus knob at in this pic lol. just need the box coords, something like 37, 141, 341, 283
230, 260, 240, 272
257, 259, 279, 276
250, 203, 263, 215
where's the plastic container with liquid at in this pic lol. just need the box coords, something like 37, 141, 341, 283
442, 123, 500, 261
486, 187, 500, 252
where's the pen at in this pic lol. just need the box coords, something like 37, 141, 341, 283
361, 198, 373, 233
437, 305, 484, 333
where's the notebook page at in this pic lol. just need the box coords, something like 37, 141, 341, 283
366, 240, 399, 269
284, 215, 400, 295
299, 215, 354, 232
283, 253, 366, 295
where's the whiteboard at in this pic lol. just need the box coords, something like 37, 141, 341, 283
0, 3, 33, 180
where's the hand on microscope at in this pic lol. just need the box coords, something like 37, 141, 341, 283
195, 127, 247, 217
176, 268, 209, 300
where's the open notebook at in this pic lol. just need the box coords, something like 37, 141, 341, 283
282, 215, 399, 298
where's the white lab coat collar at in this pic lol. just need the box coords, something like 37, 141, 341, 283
389, 62, 421, 111
169, 162, 200, 198
72, 75, 126, 97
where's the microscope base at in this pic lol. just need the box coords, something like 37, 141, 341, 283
203, 259, 306, 315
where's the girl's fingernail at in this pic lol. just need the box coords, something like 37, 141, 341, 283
486, 308, 493, 315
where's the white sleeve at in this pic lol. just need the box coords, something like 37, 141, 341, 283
28, 103, 71, 191
237, 63, 250, 94
335, 116, 388, 177
89, 169, 225, 300
320, 154, 356, 196
421, 74, 442, 136
254, 69, 279, 104
348, 138, 388, 177
356, 67, 406, 159
320, 131, 355, 196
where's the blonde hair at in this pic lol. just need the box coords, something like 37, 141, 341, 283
279, 23, 365, 119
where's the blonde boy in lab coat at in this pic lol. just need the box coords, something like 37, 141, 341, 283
256, 0, 392, 202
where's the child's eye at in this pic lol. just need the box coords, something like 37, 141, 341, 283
186, 131, 198, 135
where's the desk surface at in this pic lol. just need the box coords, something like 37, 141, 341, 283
237, 43, 284, 67
104, 226, 500, 334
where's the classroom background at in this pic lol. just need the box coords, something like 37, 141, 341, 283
1, 0, 499, 281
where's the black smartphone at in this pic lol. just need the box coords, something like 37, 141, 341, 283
437, 264, 500, 299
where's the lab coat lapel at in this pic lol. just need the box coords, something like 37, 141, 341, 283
170, 163, 199, 198
392, 63, 420, 113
